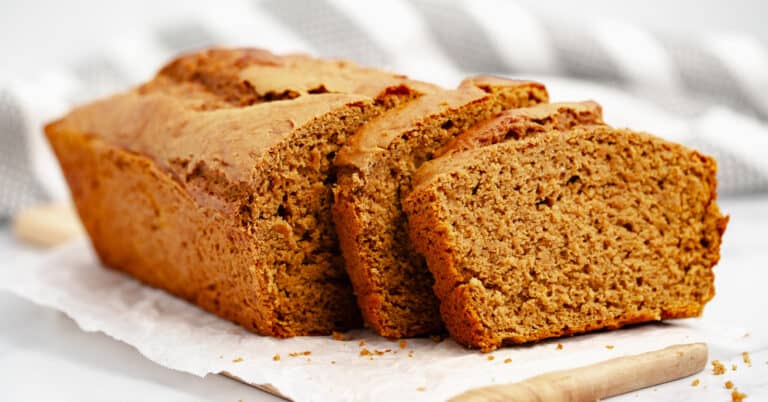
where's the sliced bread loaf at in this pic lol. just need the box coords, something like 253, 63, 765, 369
405, 124, 728, 351
333, 77, 549, 337
45, 48, 438, 336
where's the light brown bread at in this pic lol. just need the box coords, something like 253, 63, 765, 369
405, 125, 728, 351
45, 48, 439, 336
332, 77, 549, 337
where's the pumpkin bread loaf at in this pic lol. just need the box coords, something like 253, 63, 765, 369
333, 77, 550, 337
405, 123, 728, 351
45, 48, 439, 336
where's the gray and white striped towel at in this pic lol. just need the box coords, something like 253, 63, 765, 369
3, 0, 768, 219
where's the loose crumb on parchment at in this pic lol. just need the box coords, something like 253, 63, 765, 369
232, 357, 244, 363
360, 348, 372, 357
691, 379, 699, 386
742, 352, 752, 367
487, 355, 495, 361
725, 381, 734, 389
359, 340, 366, 347
504, 358, 512, 364
556, 343, 563, 350
273, 354, 281, 361
731, 388, 747, 402
288, 351, 311, 357
712, 360, 726, 375
399, 340, 408, 349
732, 364, 738, 371
416, 387, 426, 392
605, 345, 614, 350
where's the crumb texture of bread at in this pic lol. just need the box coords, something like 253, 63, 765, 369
405, 126, 728, 351
45, 48, 438, 336
333, 77, 549, 337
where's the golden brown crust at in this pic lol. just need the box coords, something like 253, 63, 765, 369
46, 48, 436, 336
435, 100, 604, 158
333, 77, 549, 338
335, 78, 548, 171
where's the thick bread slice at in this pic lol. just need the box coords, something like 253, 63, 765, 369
405, 125, 728, 351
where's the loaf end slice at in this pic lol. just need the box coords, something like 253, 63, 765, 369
405, 126, 728, 351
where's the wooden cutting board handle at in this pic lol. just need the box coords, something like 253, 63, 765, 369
450, 343, 707, 402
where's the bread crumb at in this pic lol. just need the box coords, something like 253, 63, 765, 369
556, 343, 563, 350
742, 352, 752, 367
504, 358, 512, 364
359, 341, 366, 347
288, 351, 311, 357
232, 357, 244, 363
399, 340, 408, 349
330, 360, 336, 365
487, 355, 495, 361
430, 334, 444, 343
732, 364, 737, 371
725, 380, 734, 389
731, 388, 747, 402
219, 355, 223, 359
408, 350, 414, 358
416, 386, 426, 392
691, 379, 699, 386
712, 360, 726, 375
332, 331, 347, 341
272, 354, 281, 361
360, 348, 372, 357
605, 345, 614, 350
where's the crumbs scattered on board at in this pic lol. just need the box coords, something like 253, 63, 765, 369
487, 355, 495, 361
605, 345, 614, 350
732, 364, 738, 371
556, 343, 563, 350
725, 381, 734, 389
399, 340, 408, 349
360, 348, 372, 357
272, 354, 281, 361
712, 360, 726, 375
691, 379, 699, 386
416, 387, 426, 392
232, 357, 244, 363
504, 358, 512, 364
289, 351, 311, 357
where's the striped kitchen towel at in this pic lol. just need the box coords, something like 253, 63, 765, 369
2, 0, 768, 219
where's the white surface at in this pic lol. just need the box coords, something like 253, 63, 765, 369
0, 195, 766, 401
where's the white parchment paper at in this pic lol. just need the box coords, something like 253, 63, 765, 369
1, 239, 704, 402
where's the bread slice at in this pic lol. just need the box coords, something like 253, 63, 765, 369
405, 124, 728, 351
45, 48, 439, 336
333, 77, 549, 337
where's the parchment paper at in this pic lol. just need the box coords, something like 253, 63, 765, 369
1, 239, 703, 401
